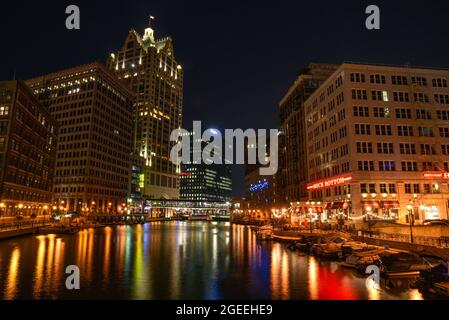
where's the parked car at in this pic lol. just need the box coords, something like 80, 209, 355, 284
423, 219, 449, 226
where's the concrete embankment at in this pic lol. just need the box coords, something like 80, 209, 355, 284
0, 227, 39, 240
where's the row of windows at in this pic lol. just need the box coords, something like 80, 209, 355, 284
357, 160, 449, 172
351, 90, 448, 104
350, 72, 447, 88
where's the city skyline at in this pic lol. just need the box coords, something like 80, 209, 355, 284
2, 0, 449, 195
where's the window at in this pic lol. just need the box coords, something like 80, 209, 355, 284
416, 109, 432, 120
401, 161, 418, 172
398, 126, 413, 137
353, 106, 369, 117
372, 90, 383, 101
440, 127, 449, 138
435, 94, 449, 104
356, 142, 373, 154
355, 124, 371, 135
422, 162, 438, 171
414, 93, 429, 103
369, 184, 377, 193
0, 105, 9, 116
400, 143, 416, 155
437, 110, 449, 120
393, 92, 409, 102
412, 77, 427, 86
389, 184, 397, 194
375, 125, 392, 136
424, 184, 431, 194
358, 161, 374, 171
421, 144, 437, 155
374, 107, 390, 118
377, 143, 394, 154
379, 161, 396, 172
337, 108, 346, 121
405, 184, 412, 194
360, 184, 368, 193
370, 74, 386, 84
442, 145, 449, 155
391, 75, 408, 85
418, 127, 434, 137
350, 73, 365, 83
395, 108, 411, 119
413, 184, 420, 194
352, 89, 367, 100
432, 78, 448, 88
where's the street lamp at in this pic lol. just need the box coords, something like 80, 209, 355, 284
407, 204, 414, 243
366, 206, 372, 237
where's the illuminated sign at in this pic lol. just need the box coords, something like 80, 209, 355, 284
423, 172, 449, 179
307, 176, 352, 191
249, 181, 269, 192
139, 174, 145, 188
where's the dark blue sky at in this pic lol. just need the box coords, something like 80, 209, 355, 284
1, 0, 448, 196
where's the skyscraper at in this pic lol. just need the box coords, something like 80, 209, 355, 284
0, 81, 57, 217
107, 21, 183, 200
278, 63, 338, 203
27, 62, 133, 215
179, 131, 232, 202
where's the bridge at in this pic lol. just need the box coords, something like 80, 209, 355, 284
144, 199, 231, 221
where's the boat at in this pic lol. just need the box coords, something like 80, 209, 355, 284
415, 260, 449, 297
379, 251, 433, 278
339, 241, 377, 259
256, 229, 272, 240
340, 249, 386, 271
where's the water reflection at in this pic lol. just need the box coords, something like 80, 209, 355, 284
0, 222, 424, 300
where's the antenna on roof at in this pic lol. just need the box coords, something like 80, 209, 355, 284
12, 69, 16, 80
149, 15, 155, 28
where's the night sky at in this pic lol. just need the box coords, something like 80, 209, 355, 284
1, 0, 448, 196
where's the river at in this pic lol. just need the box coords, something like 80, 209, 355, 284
0, 221, 424, 300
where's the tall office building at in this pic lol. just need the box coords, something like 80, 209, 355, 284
278, 63, 338, 202
107, 21, 183, 200
27, 62, 133, 214
180, 165, 232, 202
0, 81, 57, 216
305, 63, 449, 224
179, 131, 232, 202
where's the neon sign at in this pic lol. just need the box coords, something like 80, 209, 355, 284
249, 181, 269, 192
307, 176, 352, 191
423, 172, 449, 179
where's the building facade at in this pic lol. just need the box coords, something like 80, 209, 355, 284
27, 62, 133, 215
278, 63, 339, 203
180, 164, 232, 202
305, 63, 449, 225
106, 23, 183, 200
0, 81, 57, 216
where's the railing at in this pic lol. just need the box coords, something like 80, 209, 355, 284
354, 230, 449, 248
0, 220, 49, 232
